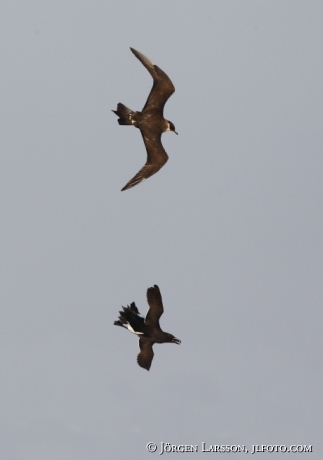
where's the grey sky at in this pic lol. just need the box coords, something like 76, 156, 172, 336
1, 1, 322, 458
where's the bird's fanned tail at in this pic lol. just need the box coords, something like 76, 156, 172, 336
112, 103, 135, 126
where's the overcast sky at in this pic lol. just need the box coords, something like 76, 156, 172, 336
1, 1, 322, 459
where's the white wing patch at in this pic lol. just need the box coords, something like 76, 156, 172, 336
133, 49, 155, 67
126, 322, 143, 335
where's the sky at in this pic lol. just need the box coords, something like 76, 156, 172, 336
1, 1, 322, 458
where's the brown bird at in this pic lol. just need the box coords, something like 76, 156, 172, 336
112, 48, 177, 191
114, 285, 181, 370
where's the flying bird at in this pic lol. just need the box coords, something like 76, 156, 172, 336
114, 285, 181, 370
112, 48, 177, 191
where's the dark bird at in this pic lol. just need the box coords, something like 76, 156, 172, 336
114, 285, 181, 370
112, 48, 177, 191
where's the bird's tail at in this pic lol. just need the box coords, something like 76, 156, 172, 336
112, 103, 135, 125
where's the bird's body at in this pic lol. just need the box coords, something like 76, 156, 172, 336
112, 48, 177, 191
114, 285, 181, 370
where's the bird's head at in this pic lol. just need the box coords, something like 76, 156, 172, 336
164, 333, 181, 344
166, 120, 178, 135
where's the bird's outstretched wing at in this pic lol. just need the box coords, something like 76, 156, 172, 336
145, 285, 164, 328
130, 48, 175, 114
137, 339, 154, 371
121, 132, 168, 191
129, 302, 140, 315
